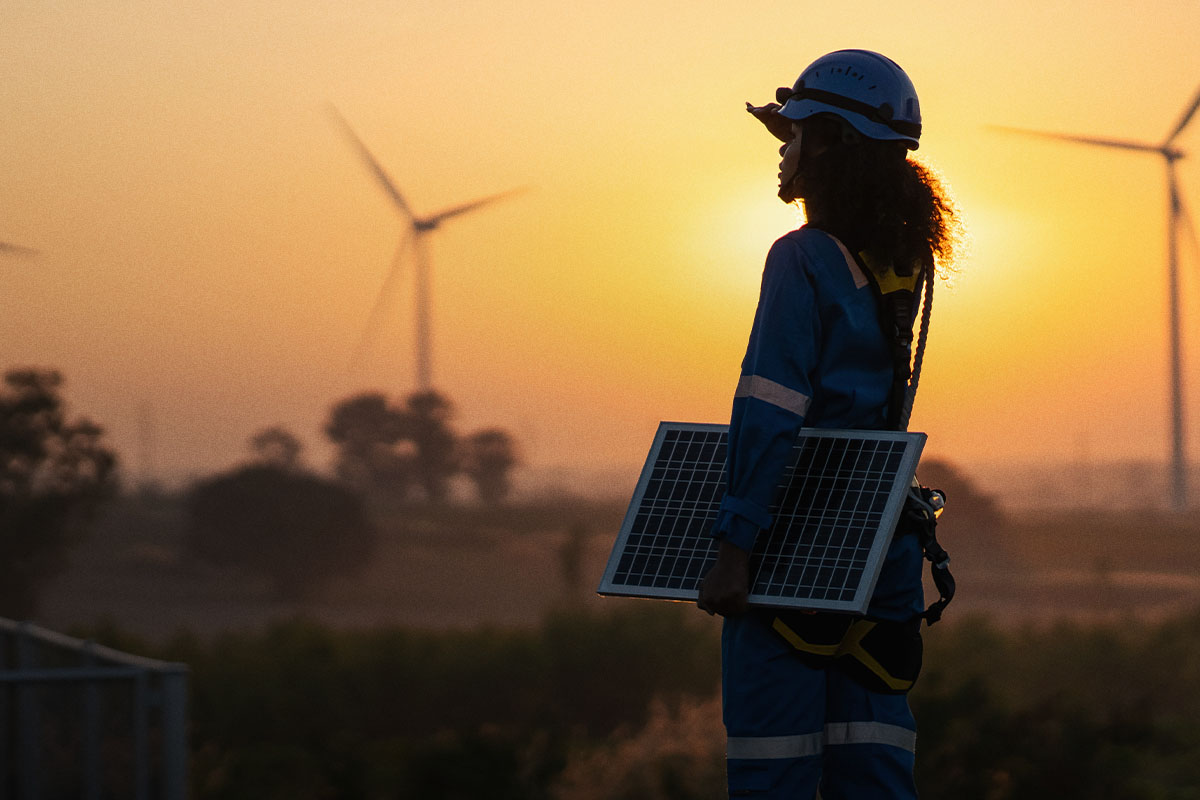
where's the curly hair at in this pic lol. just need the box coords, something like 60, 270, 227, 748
794, 116, 961, 276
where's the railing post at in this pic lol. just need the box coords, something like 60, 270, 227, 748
0, 628, 8, 800
82, 642, 101, 800
160, 669, 189, 800
0, 619, 190, 800
14, 625, 38, 800
133, 672, 149, 800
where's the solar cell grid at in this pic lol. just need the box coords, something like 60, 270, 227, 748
599, 423, 925, 613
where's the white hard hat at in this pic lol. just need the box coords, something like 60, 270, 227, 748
776, 50, 922, 149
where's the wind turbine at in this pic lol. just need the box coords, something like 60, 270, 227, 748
328, 105, 524, 391
996, 84, 1200, 512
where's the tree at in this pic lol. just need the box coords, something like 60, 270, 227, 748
916, 459, 1005, 526
404, 391, 459, 503
915, 458, 1007, 569
0, 369, 117, 617
325, 393, 415, 497
324, 390, 464, 503
185, 464, 376, 601
464, 428, 519, 504
249, 426, 304, 470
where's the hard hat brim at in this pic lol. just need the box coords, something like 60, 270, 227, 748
780, 99, 920, 150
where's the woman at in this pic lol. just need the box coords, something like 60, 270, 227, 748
697, 50, 960, 799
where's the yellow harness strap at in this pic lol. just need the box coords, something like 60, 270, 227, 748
772, 616, 917, 693
856, 250, 922, 295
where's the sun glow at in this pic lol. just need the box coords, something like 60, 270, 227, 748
2, 0, 1197, 483
684, 182, 805, 297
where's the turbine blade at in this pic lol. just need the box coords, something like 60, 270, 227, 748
426, 186, 529, 226
349, 231, 413, 368
0, 242, 37, 258
326, 104, 415, 221
1164, 84, 1200, 145
991, 125, 1162, 155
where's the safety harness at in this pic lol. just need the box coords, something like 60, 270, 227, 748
769, 246, 956, 694
856, 248, 956, 624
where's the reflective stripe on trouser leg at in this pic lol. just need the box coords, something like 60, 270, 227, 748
722, 612, 823, 796
729, 724, 913, 760
727, 733, 823, 760
824, 722, 916, 752
820, 669, 918, 800
725, 734, 823, 797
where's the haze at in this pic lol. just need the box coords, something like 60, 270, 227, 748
2, 1, 1198, 492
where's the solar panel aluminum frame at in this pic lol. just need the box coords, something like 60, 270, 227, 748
597, 422, 926, 615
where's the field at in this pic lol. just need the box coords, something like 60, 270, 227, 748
34, 489, 1200, 640
22, 488, 1200, 799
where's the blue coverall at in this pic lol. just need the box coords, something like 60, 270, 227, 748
713, 226, 924, 799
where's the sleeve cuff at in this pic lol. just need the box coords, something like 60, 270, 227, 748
712, 495, 773, 552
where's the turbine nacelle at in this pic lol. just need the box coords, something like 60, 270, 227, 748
328, 104, 526, 390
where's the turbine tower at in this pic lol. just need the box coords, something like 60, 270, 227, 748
328, 105, 524, 391
997, 84, 1200, 512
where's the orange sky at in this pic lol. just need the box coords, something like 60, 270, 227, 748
1, 1, 1198, 494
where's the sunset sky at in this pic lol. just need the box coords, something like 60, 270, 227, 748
2, 1, 1198, 495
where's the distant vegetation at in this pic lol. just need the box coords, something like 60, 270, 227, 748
178, 389, 522, 601
325, 389, 518, 505
185, 462, 375, 602
7, 367, 1006, 617
917, 457, 1006, 531
23, 368, 1200, 798
85, 604, 1200, 800
0, 373, 526, 614
0, 368, 116, 617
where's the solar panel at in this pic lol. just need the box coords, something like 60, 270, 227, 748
597, 422, 926, 614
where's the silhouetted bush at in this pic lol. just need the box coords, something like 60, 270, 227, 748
184, 465, 375, 601
551, 696, 726, 800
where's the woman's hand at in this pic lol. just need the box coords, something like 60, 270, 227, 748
698, 540, 750, 617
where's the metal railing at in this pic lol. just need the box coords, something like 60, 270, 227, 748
0, 619, 188, 800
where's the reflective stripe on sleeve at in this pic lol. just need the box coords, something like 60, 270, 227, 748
726, 733, 824, 760
734, 375, 812, 417
823, 722, 916, 753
